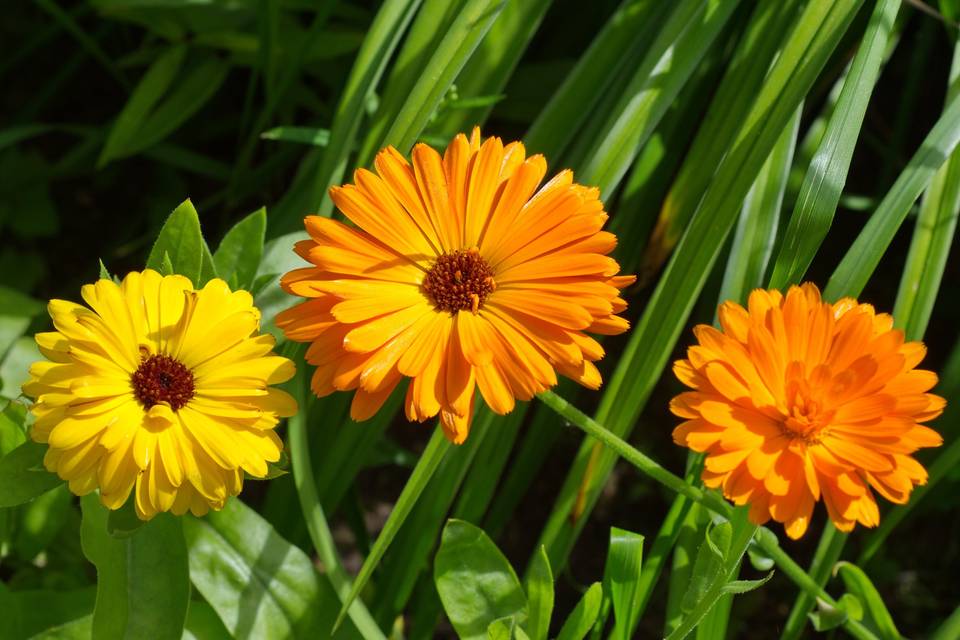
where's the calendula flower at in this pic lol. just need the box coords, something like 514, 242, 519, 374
23, 269, 297, 520
278, 128, 633, 443
671, 284, 944, 538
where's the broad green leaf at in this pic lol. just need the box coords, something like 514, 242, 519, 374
931, 602, 960, 640
377, 0, 505, 155
834, 562, 900, 640
183, 600, 232, 640
29, 616, 93, 640
13, 484, 71, 560
105, 499, 146, 539
0, 402, 26, 456
524, 546, 553, 640
577, 0, 740, 198
0, 586, 94, 639
0, 440, 62, 508
213, 207, 266, 290
183, 498, 362, 639
80, 495, 190, 640
146, 199, 217, 286
769, 0, 902, 289
335, 428, 451, 629
98, 45, 187, 166
607, 527, 645, 640
434, 519, 527, 640
555, 582, 602, 640
1, 337, 40, 400
534, 0, 863, 576
260, 126, 331, 146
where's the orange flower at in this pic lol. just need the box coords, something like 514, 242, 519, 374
670, 284, 944, 538
278, 128, 633, 443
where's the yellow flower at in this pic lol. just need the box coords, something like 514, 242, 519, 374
278, 128, 633, 443
671, 284, 944, 538
23, 269, 297, 520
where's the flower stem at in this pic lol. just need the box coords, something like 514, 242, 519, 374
536, 390, 879, 640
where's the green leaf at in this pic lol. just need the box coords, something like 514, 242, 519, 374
0, 284, 44, 359
183, 498, 362, 638
335, 427, 451, 630
80, 495, 190, 640
29, 615, 93, 640
769, 0, 901, 289
260, 126, 331, 146
105, 499, 146, 539
488, 617, 531, 640
555, 582, 602, 640
213, 207, 266, 290
577, 0, 740, 198
1, 338, 40, 400
825, 87, 960, 300
720, 572, 774, 594
99, 49, 229, 165
377, 0, 506, 155
524, 546, 553, 640
606, 527, 645, 640
98, 45, 187, 166
0, 440, 62, 508
146, 199, 217, 286
809, 595, 864, 632
97, 259, 112, 281
0, 586, 94, 639
13, 484, 72, 561
183, 600, 232, 640
834, 562, 901, 640
0, 400, 27, 455
434, 519, 527, 640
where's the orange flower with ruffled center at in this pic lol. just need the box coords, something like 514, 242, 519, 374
278, 128, 633, 443
671, 284, 944, 538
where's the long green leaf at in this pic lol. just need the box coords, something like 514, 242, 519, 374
576, 0, 740, 198
524, 546, 553, 640
377, 0, 505, 155
334, 427, 452, 629
607, 527, 645, 640
769, 0, 903, 289
80, 495, 189, 640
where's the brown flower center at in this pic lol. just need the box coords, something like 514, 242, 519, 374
422, 248, 495, 314
132, 354, 195, 410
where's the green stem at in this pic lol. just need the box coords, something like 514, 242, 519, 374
287, 353, 386, 640
536, 390, 879, 640
781, 523, 847, 640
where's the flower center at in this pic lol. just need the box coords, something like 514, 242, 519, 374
781, 379, 834, 444
422, 248, 495, 314
131, 354, 195, 410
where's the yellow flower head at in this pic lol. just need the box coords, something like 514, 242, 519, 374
23, 269, 297, 520
278, 128, 634, 443
671, 283, 944, 539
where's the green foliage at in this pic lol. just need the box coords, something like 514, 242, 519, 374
80, 495, 190, 640
4, 1, 959, 638
434, 519, 528, 640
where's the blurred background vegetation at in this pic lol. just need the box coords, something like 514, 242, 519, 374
2, 0, 960, 638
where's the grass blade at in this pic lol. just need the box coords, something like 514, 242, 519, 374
769, 0, 903, 290
575, 0, 740, 198
334, 427, 452, 630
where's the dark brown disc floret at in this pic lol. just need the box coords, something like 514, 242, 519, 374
131, 354, 195, 410
422, 248, 495, 314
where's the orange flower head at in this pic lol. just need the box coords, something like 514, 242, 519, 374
278, 128, 634, 443
671, 284, 944, 539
